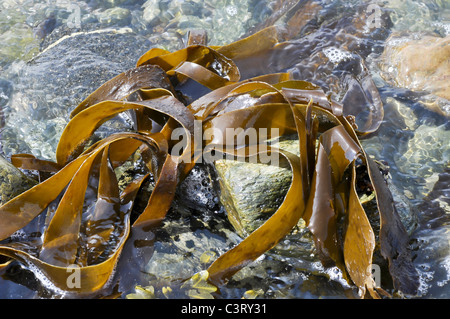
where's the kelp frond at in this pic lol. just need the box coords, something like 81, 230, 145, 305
0, 26, 418, 298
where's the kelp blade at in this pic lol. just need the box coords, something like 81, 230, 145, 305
0, 216, 129, 294
0, 134, 151, 293
344, 162, 377, 298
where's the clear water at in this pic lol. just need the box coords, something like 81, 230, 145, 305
0, 0, 448, 298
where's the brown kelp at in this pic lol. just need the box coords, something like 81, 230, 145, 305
0, 26, 418, 298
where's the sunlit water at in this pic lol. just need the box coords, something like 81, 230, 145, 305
0, 0, 448, 298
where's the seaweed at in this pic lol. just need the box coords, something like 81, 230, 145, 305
0, 26, 418, 298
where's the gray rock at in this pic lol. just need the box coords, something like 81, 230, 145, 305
143, 204, 241, 284
175, 164, 221, 213
2, 28, 153, 160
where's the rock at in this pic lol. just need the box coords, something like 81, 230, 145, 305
142, 0, 258, 50
214, 135, 299, 237
175, 164, 222, 213
411, 169, 450, 298
378, 33, 450, 115
395, 123, 450, 197
230, 3, 392, 133
387, 177, 419, 235
383, 0, 449, 36
97, 7, 132, 27
0, 3, 40, 66
0, 155, 36, 205
142, 0, 162, 24
0, 24, 40, 66
359, 90, 449, 240
33, 14, 57, 42
1, 28, 152, 160
144, 204, 241, 284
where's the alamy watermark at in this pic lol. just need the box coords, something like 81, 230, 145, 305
371, 263, 381, 287
170, 120, 281, 166
66, 264, 81, 289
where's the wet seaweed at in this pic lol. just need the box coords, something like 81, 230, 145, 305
0, 26, 418, 298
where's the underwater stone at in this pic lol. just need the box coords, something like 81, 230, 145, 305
0, 23, 40, 66
396, 123, 450, 196
213, 134, 322, 271
97, 7, 132, 27
33, 14, 57, 41
383, 0, 450, 36
0, 155, 36, 205
379, 33, 450, 115
142, 0, 161, 24
0, 78, 13, 132
144, 206, 241, 283
0, 79, 13, 108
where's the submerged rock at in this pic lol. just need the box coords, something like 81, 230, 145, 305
175, 164, 222, 213
383, 0, 450, 36
142, 0, 260, 49
0, 78, 13, 133
396, 123, 450, 197
0, 3, 41, 67
0, 24, 40, 67
97, 7, 132, 27
378, 33, 450, 116
1, 28, 152, 160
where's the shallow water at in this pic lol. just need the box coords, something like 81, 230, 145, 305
0, 0, 448, 298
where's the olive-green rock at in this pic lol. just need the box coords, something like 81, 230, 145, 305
0, 155, 36, 205
214, 135, 300, 237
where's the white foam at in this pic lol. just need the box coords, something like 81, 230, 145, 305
433, 22, 450, 35
10, 229, 27, 241
436, 256, 450, 288
323, 47, 353, 64
25, 261, 68, 298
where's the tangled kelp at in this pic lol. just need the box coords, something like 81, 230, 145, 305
0, 26, 418, 298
